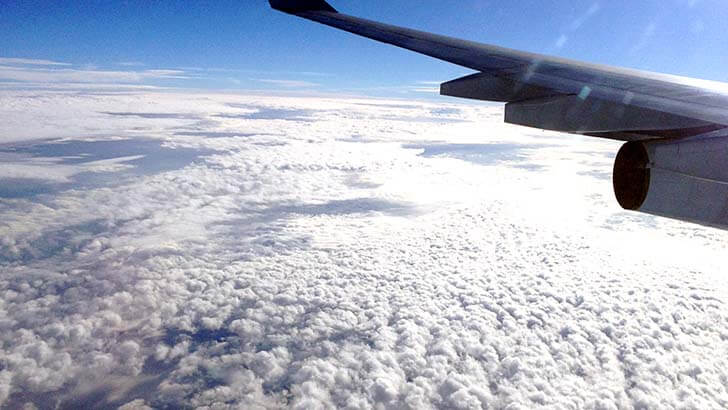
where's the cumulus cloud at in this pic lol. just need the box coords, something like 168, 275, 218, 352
0, 90, 727, 409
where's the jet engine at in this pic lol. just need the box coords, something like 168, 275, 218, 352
613, 134, 728, 229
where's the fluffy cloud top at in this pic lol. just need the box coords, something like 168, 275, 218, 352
0, 89, 727, 409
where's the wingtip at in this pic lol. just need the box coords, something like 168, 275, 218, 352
269, 0, 338, 13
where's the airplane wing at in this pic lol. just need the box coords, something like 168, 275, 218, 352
269, 0, 728, 142
270, 0, 728, 230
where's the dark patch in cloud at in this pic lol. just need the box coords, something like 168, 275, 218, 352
430, 107, 462, 116
0, 178, 57, 198
100, 112, 199, 120
5, 391, 63, 410
574, 150, 617, 160
165, 328, 237, 347
174, 131, 280, 139
404, 143, 551, 168
0, 139, 216, 199
213, 198, 416, 236
215, 108, 317, 122
381, 115, 468, 124
0, 219, 108, 264
352, 102, 422, 110
344, 174, 382, 189
252, 141, 288, 147
206, 198, 417, 258
602, 212, 660, 230
56, 372, 169, 410
336, 134, 387, 144
269, 198, 415, 217
579, 170, 612, 180
511, 163, 547, 171
3, 139, 193, 166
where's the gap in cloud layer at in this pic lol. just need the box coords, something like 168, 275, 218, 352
0, 138, 217, 199
404, 142, 554, 171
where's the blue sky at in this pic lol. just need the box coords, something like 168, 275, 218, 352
2, 0, 728, 95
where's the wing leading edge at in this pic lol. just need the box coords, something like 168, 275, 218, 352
270, 0, 728, 141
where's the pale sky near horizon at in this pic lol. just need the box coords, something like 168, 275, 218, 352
2, 0, 727, 96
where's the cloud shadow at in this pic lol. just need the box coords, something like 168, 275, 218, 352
174, 131, 283, 139
220, 104, 320, 122
403, 142, 551, 170
100, 111, 200, 120
0, 138, 217, 199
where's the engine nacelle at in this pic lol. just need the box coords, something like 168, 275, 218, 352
613, 135, 728, 229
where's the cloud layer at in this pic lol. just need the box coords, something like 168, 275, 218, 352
0, 90, 727, 409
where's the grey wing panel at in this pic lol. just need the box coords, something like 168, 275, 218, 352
512, 67, 728, 127
442, 72, 725, 141
295, 10, 532, 72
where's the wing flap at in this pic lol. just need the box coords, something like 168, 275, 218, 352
505, 95, 715, 140
440, 72, 558, 103
518, 71, 728, 129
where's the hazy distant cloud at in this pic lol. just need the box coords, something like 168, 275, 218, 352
0, 83, 162, 93
0, 57, 71, 66
0, 66, 188, 85
252, 78, 319, 88
410, 81, 441, 93
410, 87, 440, 93
117, 62, 145, 67
0, 155, 144, 183
290, 71, 334, 78
179, 66, 332, 77
0, 57, 189, 87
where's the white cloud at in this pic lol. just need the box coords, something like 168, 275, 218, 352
252, 79, 319, 88
410, 87, 440, 93
0, 154, 144, 182
0, 90, 726, 409
0, 58, 71, 66
117, 62, 145, 67
0, 66, 187, 85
